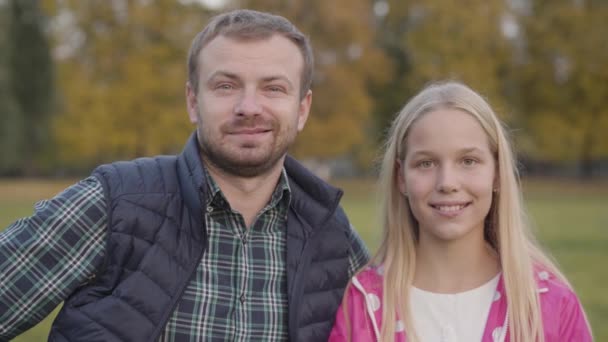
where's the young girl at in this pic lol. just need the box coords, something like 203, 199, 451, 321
329, 82, 592, 342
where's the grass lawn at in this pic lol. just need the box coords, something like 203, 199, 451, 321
1, 178, 607, 341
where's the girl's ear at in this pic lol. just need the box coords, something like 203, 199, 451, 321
396, 159, 407, 196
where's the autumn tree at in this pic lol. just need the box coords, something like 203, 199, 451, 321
43, 0, 211, 169
515, 0, 608, 178
2, 0, 54, 175
366, 0, 413, 140
0, 2, 22, 174
372, 0, 514, 129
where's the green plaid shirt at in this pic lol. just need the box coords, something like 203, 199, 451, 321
159, 169, 292, 341
0, 177, 107, 339
0, 172, 369, 341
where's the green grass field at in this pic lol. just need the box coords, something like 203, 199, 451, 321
1, 178, 607, 341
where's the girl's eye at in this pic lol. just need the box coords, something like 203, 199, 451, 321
417, 160, 434, 168
462, 158, 477, 166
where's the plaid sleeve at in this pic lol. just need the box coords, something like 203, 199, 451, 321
346, 223, 370, 278
0, 177, 107, 340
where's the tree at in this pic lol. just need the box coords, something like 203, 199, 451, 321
516, 0, 608, 178
1, 0, 54, 175
43, 0, 211, 169
367, 0, 414, 141
381, 0, 512, 116
0, 2, 23, 174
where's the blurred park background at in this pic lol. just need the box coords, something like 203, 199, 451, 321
1, 0, 607, 340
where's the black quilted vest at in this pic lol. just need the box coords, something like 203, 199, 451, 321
48, 134, 354, 342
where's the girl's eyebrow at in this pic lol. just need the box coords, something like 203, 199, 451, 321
408, 149, 434, 157
408, 147, 485, 157
458, 147, 484, 154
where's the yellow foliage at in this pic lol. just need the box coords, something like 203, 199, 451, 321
518, 1, 608, 164
46, 0, 211, 166
400, 0, 511, 114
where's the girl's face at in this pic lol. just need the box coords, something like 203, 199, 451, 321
398, 108, 496, 245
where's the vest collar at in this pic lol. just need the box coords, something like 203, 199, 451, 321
284, 155, 343, 233
177, 132, 207, 238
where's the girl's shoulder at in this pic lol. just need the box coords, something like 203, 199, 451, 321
533, 268, 593, 341
534, 267, 579, 311
533, 267, 578, 302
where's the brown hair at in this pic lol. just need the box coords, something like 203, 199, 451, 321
187, 9, 314, 99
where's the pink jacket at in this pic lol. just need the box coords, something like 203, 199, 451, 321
329, 266, 592, 341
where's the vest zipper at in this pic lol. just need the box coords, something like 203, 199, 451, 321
288, 238, 310, 341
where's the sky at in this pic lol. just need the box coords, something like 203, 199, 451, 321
180, 0, 227, 11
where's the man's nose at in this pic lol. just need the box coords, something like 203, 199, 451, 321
234, 89, 262, 116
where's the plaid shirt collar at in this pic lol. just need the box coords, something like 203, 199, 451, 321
203, 163, 292, 214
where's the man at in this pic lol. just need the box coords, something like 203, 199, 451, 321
0, 9, 369, 342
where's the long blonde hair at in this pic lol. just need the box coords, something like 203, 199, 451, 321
374, 81, 578, 342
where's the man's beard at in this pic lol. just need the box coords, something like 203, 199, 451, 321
196, 119, 294, 178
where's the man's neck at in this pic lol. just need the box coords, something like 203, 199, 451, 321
413, 234, 500, 294
203, 158, 285, 228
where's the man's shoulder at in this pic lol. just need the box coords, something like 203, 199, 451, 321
284, 156, 342, 199
93, 155, 181, 198
95, 155, 178, 175
284, 156, 347, 225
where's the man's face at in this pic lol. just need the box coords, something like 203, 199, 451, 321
186, 34, 312, 177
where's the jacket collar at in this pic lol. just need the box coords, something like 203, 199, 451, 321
284, 155, 343, 233
177, 132, 207, 241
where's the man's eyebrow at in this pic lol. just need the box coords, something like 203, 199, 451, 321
206, 70, 240, 83
207, 72, 294, 87
261, 75, 294, 89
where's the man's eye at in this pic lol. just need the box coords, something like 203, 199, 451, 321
267, 86, 284, 93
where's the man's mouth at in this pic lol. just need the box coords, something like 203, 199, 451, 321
229, 127, 272, 135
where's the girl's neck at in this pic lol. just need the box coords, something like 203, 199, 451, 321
413, 237, 500, 294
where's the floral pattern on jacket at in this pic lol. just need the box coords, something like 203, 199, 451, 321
329, 266, 592, 341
